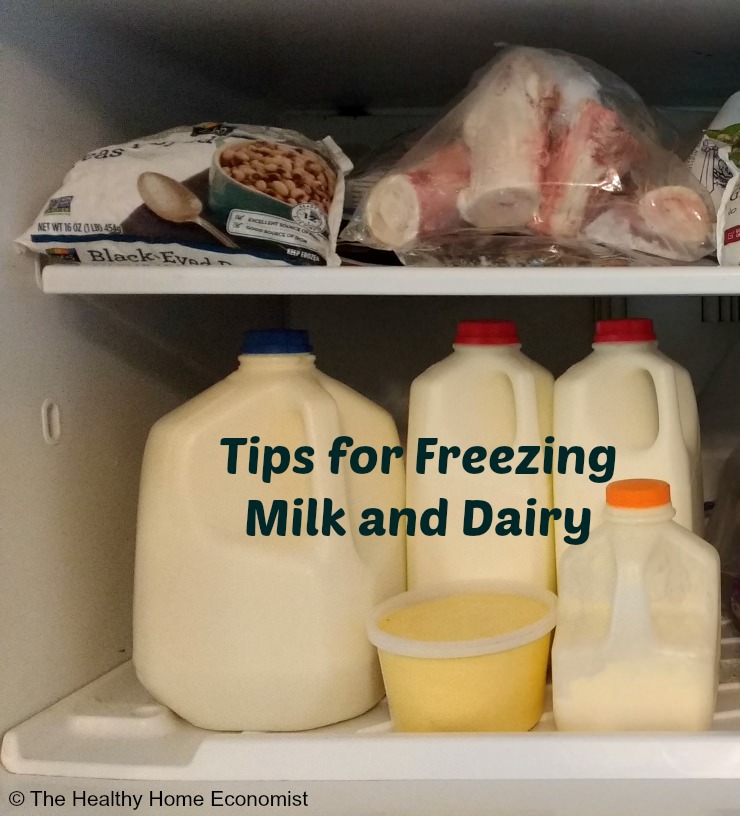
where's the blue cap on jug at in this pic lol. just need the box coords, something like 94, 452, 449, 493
241, 329, 313, 355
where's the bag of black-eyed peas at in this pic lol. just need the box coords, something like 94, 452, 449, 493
16, 123, 352, 267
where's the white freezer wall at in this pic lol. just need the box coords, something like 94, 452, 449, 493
0, 7, 284, 736
4, 0, 740, 750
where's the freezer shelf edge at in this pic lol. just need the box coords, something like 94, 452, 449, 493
2, 662, 740, 781
37, 261, 740, 297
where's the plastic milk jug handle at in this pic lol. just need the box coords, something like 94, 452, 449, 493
492, 356, 542, 447
294, 378, 360, 558
641, 358, 685, 456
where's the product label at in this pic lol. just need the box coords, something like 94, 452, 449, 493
44, 247, 80, 262
717, 144, 740, 264
227, 209, 326, 257
17, 122, 351, 267
725, 225, 740, 245
44, 196, 73, 215
689, 136, 734, 209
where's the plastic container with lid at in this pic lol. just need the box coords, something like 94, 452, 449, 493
406, 320, 555, 591
133, 329, 406, 732
552, 478, 720, 732
367, 580, 557, 732
553, 317, 703, 568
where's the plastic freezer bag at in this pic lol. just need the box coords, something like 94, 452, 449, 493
343, 46, 715, 264
707, 129, 740, 266
688, 91, 740, 266
17, 123, 352, 267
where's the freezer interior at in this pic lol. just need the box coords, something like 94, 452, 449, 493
3, 0, 740, 799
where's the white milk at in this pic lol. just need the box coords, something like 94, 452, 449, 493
553, 318, 703, 569
552, 479, 720, 731
133, 329, 406, 732
406, 320, 555, 591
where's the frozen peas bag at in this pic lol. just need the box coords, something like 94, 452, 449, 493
17, 123, 352, 267
343, 46, 716, 264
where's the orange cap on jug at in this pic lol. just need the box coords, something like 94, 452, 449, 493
606, 479, 671, 509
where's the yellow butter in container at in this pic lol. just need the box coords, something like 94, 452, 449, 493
367, 580, 557, 732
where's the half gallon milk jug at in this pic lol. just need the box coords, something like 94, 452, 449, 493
406, 320, 555, 591
552, 479, 720, 731
133, 329, 406, 732
553, 318, 702, 568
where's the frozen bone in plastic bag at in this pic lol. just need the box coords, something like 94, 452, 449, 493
343, 46, 715, 263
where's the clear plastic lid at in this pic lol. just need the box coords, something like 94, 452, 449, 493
367, 580, 557, 659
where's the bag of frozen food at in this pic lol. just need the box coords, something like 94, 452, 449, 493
689, 93, 740, 211
714, 143, 740, 266
342, 129, 422, 222
16, 123, 352, 267
398, 232, 709, 268
688, 92, 740, 266
342, 46, 716, 264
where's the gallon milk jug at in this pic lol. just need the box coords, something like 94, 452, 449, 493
552, 478, 720, 731
133, 329, 406, 732
553, 318, 703, 568
406, 320, 555, 591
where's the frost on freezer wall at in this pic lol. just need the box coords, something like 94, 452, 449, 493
0, 8, 282, 735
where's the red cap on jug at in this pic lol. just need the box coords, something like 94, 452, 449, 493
594, 319, 656, 343
455, 320, 519, 345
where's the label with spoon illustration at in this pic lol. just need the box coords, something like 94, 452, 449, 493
17, 123, 352, 267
